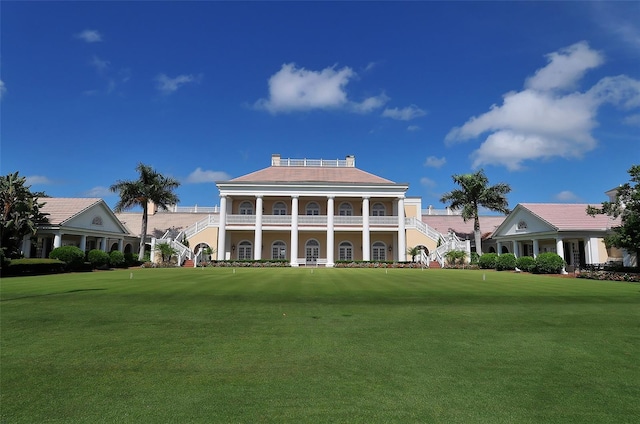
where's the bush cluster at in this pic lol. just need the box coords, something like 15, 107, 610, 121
478, 253, 498, 269
49, 246, 85, 269
477, 252, 565, 274
516, 256, 536, 272
1, 258, 67, 277
495, 253, 517, 271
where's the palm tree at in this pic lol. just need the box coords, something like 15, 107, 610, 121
407, 246, 421, 263
110, 163, 180, 261
440, 169, 511, 255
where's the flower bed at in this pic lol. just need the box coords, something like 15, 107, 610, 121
334, 261, 426, 268
204, 260, 289, 267
576, 270, 640, 283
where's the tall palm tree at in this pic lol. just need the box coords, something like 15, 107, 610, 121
110, 163, 180, 261
440, 169, 511, 255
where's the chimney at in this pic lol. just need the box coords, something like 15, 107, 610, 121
271, 154, 281, 166
345, 155, 355, 167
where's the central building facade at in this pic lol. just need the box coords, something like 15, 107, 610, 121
214, 154, 425, 267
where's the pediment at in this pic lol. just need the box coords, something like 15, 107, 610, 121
492, 206, 555, 237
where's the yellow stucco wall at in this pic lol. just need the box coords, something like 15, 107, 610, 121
187, 227, 218, 253
406, 229, 438, 255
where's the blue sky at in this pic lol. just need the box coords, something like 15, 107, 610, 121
2, 1, 639, 211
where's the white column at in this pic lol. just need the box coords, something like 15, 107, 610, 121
512, 240, 519, 258
118, 238, 124, 252
397, 197, 406, 262
584, 237, 592, 265
217, 195, 228, 260
362, 197, 370, 261
532, 239, 539, 258
290, 196, 299, 267
22, 235, 32, 258
254, 196, 263, 260
556, 237, 567, 274
79, 235, 87, 253
327, 196, 335, 267
54, 233, 62, 249
496, 241, 502, 255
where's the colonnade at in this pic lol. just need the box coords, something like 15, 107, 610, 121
216, 194, 406, 266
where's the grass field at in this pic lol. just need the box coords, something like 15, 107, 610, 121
1, 268, 639, 423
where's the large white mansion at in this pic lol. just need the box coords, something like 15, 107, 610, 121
28, 154, 633, 269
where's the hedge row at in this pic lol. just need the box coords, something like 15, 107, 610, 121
478, 252, 565, 274
334, 261, 425, 268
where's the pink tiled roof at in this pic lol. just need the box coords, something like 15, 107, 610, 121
40, 198, 103, 225
115, 212, 211, 238
230, 166, 395, 184
519, 203, 621, 231
423, 215, 506, 239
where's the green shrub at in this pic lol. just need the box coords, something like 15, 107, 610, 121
470, 252, 480, 265
496, 253, 517, 271
3, 258, 66, 276
88, 249, 110, 269
534, 252, 565, 274
444, 250, 467, 266
109, 250, 126, 268
124, 252, 139, 267
516, 256, 536, 272
50, 246, 85, 268
478, 253, 498, 269
0, 249, 10, 270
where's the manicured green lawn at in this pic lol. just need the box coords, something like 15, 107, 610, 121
1, 268, 639, 423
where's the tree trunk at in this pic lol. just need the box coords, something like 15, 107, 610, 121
138, 204, 148, 262
474, 215, 482, 255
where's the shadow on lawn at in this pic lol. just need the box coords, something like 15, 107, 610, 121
1, 288, 107, 302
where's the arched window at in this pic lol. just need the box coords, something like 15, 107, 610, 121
372, 241, 386, 261
339, 202, 353, 216
305, 239, 320, 264
372, 203, 386, 216
238, 240, 252, 260
501, 245, 509, 254
239, 201, 254, 215
273, 201, 287, 215
306, 202, 320, 215
110, 242, 118, 252
339, 241, 353, 261
271, 240, 287, 260
91, 216, 103, 225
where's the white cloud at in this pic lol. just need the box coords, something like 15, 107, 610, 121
623, 113, 640, 126
445, 41, 640, 171
83, 186, 113, 197
382, 105, 426, 121
407, 125, 420, 132
75, 29, 103, 43
351, 94, 389, 113
0, 80, 5, 99
25, 175, 53, 185
255, 63, 356, 113
525, 41, 603, 92
156, 73, 201, 95
424, 156, 446, 168
186, 168, 230, 183
255, 63, 388, 114
554, 190, 581, 202
420, 177, 437, 188
90, 55, 110, 73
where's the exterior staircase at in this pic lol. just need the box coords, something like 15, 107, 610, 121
429, 261, 441, 269
182, 259, 194, 268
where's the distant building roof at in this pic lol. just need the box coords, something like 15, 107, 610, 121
230, 166, 395, 184
228, 154, 396, 184
40, 198, 103, 225
518, 203, 620, 231
422, 215, 506, 239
